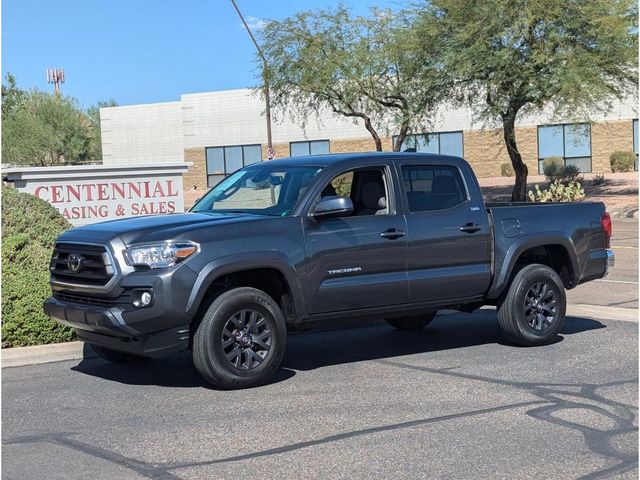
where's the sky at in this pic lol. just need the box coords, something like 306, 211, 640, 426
2, 0, 399, 109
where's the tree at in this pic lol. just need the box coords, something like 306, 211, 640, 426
1, 73, 26, 117
2, 90, 90, 166
260, 6, 450, 151
1, 74, 114, 166
417, 0, 638, 200
87, 100, 117, 160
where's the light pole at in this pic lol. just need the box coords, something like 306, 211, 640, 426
230, 0, 274, 159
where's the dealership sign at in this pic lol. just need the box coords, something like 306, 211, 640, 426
2, 163, 191, 226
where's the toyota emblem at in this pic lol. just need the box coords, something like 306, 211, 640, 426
67, 253, 82, 273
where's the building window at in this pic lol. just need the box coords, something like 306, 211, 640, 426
290, 140, 330, 156
205, 144, 262, 187
633, 119, 638, 171
537, 123, 591, 173
393, 131, 464, 158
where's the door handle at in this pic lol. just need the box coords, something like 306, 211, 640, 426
380, 228, 405, 240
459, 223, 481, 233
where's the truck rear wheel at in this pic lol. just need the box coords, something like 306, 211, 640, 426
386, 311, 437, 330
193, 287, 287, 390
497, 263, 566, 346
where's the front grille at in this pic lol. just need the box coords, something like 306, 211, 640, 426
54, 291, 131, 306
50, 243, 115, 286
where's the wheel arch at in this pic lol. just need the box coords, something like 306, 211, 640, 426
488, 234, 579, 300
186, 252, 305, 325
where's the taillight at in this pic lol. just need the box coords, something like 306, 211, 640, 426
601, 212, 612, 248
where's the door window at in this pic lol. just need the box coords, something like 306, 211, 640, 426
319, 168, 389, 216
402, 165, 467, 212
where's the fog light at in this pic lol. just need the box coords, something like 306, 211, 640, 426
133, 290, 153, 308
140, 292, 152, 305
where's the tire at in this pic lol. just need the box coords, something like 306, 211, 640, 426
386, 311, 437, 330
91, 345, 150, 364
497, 263, 566, 346
193, 287, 287, 390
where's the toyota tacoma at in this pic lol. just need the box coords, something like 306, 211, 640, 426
44, 153, 614, 389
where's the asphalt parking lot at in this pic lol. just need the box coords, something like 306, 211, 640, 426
2, 220, 638, 480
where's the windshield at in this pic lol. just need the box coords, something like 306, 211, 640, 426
191, 163, 324, 217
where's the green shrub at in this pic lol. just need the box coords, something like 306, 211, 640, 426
500, 162, 514, 177
528, 180, 585, 203
610, 151, 636, 172
561, 164, 583, 183
1, 184, 74, 347
542, 157, 583, 183
542, 156, 564, 175
542, 156, 565, 182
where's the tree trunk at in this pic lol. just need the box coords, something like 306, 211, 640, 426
502, 111, 528, 201
363, 115, 383, 151
332, 107, 383, 151
393, 123, 410, 152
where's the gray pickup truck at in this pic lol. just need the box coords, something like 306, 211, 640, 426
44, 153, 614, 389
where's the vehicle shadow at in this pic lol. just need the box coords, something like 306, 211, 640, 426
70, 310, 604, 388
71, 348, 297, 389
282, 310, 605, 371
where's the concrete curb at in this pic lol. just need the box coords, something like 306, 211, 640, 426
610, 208, 638, 220
1, 341, 96, 368
567, 304, 638, 323
2, 303, 637, 369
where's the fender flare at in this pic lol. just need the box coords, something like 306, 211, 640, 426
487, 232, 579, 299
185, 252, 306, 319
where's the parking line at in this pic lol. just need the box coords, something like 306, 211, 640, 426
596, 279, 638, 284
611, 246, 638, 249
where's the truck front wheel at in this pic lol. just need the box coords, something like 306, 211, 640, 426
386, 311, 437, 330
193, 287, 287, 390
497, 264, 566, 346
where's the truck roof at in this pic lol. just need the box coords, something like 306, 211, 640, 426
260, 152, 468, 169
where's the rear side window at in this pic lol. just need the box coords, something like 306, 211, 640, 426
402, 165, 467, 212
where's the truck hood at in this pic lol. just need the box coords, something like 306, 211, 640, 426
56, 212, 267, 246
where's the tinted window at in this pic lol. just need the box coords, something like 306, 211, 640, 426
243, 145, 262, 166
394, 132, 463, 156
205, 144, 263, 187
290, 140, 330, 156
439, 132, 464, 157
402, 165, 467, 212
537, 125, 564, 159
537, 123, 592, 173
310, 140, 330, 155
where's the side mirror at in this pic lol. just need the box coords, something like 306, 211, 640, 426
311, 196, 354, 219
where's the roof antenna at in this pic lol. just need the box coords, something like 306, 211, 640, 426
403, 147, 417, 152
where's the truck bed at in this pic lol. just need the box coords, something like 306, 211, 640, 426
485, 200, 608, 298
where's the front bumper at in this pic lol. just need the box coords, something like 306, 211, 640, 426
44, 263, 198, 357
44, 297, 190, 357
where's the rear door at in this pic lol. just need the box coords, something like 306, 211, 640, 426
398, 161, 492, 303
304, 163, 409, 314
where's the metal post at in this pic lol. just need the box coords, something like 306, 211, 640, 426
230, 0, 274, 159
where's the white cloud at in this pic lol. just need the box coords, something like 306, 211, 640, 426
242, 16, 267, 31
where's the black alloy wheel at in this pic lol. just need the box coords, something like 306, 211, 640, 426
221, 309, 273, 371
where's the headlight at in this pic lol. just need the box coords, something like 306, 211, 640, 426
124, 241, 199, 269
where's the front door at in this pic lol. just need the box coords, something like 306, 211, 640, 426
304, 165, 409, 314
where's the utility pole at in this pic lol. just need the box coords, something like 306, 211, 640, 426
230, 0, 274, 159
46, 68, 65, 96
